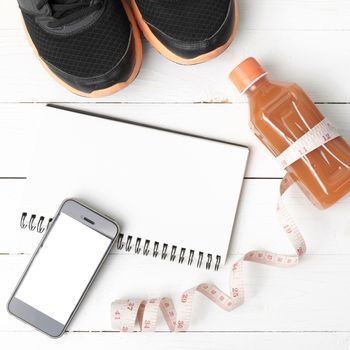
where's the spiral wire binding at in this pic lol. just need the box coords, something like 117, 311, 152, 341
20, 212, 53, 233
20, 213, 221, 271
116, 234, 221, 271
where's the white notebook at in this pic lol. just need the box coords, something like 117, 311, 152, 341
19, 105, 249, 271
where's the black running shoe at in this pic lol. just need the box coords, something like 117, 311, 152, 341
18, 0, 142, 97
131, 0, 238, 65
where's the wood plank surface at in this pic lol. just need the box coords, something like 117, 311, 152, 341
0, 104, 349, 178
1, 253, 350, 332
0, 29, 349, 103
0, 0, 349, 347
1, 178, 349, 255
1, 332, 349, 350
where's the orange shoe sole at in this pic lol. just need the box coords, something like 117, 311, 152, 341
130, 0, 239, 65
22, 0, 143, 98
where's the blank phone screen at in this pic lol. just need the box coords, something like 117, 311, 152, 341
15, 213, 111, 325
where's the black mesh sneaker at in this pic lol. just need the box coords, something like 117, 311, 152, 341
130, 0, 238, 65
18, 0, 142, 97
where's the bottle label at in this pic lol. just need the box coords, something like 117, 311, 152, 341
276, 119, 340, 169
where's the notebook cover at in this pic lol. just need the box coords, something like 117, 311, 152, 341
19, 104, 249, 268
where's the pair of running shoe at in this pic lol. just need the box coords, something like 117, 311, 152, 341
18, 0, 238, 97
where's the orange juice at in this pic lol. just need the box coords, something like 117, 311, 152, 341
230, 57, 350, 209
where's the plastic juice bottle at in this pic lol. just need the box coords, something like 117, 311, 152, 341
229, 57, 350, 209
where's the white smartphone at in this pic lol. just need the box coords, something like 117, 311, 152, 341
8, 199, 120, 338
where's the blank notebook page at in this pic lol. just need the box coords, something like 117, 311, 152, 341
21, 105, 249, 267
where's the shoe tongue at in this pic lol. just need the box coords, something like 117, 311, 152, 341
50, 0, 91, 15
48, 0, 102, 25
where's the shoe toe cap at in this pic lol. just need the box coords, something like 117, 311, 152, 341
136, 0, 236, 60
43, 32, 137, 95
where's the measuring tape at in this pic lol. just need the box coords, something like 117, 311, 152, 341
276, 117, 340, 169
111, 119, 341, 332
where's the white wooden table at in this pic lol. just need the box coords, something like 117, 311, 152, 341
1, 1, 350, 349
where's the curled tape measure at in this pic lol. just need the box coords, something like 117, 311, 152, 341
111, 120, 340, 332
